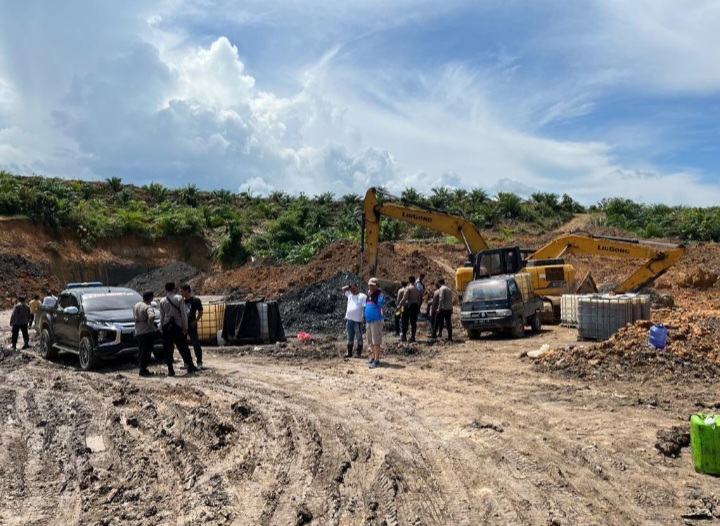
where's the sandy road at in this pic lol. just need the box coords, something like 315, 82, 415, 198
0, 322, 717, 525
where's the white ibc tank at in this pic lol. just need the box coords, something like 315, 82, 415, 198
577, 294, 651, 340
560, 294, 581, 327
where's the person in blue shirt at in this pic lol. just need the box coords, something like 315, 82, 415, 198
365, 277, 386, 368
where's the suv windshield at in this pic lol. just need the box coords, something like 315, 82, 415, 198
465, 281, 508, 301
81, 290, 140, 311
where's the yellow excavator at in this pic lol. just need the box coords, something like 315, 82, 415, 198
362, 188, 685, 313
362, 187, 571, 298
527, 232, 685, 293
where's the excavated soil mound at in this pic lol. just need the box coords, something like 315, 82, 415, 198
677, 266, 718, 290
192, 239, 466, 302
123, 261, 201, 295
533, 310, 720, 381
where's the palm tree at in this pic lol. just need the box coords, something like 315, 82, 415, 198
429, 186, 452, 209
106, 176, 122, 193
401, 188, 424, 203
211, 188, 234, 205
180, 183, 199, 207
316, 191, 335, 205
144, 182, 168, 204
495, 192, 522, 219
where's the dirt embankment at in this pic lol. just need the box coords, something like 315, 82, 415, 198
0, 217, 212, 307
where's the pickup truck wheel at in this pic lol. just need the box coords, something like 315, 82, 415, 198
510, 317, 525, 338
78, 334, 98, 371
529, 314, 542, 333
40, 328, 58, 359
152, 347, 165, 360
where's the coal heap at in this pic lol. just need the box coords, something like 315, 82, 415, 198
278, 270, 397, 333
1, 254, 51, 308
123, 261, 201, 296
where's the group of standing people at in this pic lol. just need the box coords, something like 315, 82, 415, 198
7, 291, 54, 351
341, 272, 455, 368
341, 277, 385, 368
132, 282, 204, 377
395, 275, 453, 341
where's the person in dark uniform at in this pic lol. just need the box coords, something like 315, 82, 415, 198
133, 290, 157, 377
10, 296, 31, 350
159, 282, 198, 376
180, 284, 204, 369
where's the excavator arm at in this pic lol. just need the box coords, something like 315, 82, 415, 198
362, 187, 489, 277
528, 233, 685, 293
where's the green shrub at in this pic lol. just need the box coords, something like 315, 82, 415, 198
216, 220, 249, 265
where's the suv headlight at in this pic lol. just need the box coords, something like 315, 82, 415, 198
496, 309, 512, 316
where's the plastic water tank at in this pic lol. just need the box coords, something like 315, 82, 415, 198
648, 323, 668, 349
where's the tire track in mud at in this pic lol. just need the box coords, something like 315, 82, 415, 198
0, 346, 712, 525
206, 367, 500, 525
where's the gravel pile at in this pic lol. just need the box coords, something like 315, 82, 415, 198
123, 261, 201, 295
278, 270, 397, 333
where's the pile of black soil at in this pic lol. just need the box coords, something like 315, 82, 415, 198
278, 270, 398, 333
0, 254, 45, 281
123, 261, 201, 295
1, 253, 51, 307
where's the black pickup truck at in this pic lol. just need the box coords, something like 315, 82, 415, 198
36, 282, 163, 370
460, 275, 543, 339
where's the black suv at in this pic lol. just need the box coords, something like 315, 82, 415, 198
36, 282, 163, 370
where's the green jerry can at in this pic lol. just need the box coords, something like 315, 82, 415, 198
690, 414, 720, 475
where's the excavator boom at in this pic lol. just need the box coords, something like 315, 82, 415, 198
363, 187, 489, 277
529, 232, 685, 293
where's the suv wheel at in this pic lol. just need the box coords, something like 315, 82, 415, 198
467, 329, 481, 340
78, 334, 98, 371
529, 314, 541, 333
510, 317, 525, 338
40, 328, 58, 359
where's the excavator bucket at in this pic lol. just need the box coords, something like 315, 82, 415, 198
575, 271, 598, 294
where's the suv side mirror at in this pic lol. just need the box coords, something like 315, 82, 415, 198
64, 306, 79, 315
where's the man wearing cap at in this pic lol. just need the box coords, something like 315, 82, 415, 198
341, 282, 367, 358
365, 277, 386, 368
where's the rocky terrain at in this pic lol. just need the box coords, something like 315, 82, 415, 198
2, 216, 720, 525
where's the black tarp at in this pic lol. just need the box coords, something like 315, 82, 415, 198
222, 301, 286, 344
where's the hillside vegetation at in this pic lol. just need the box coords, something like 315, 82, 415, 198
0, 171, 711, 266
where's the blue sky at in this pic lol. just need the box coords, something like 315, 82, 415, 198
0, 0, 719, 205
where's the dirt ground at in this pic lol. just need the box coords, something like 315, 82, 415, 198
0, 314, 718, 525
3, 218, 720, 524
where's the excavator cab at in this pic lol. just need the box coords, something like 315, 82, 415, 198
473, 246, 523, 279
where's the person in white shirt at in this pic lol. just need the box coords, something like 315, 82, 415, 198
42, 290, 57, 307
341, 282, 367, 358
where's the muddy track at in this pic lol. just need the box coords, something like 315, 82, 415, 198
0, 326, 717, 525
